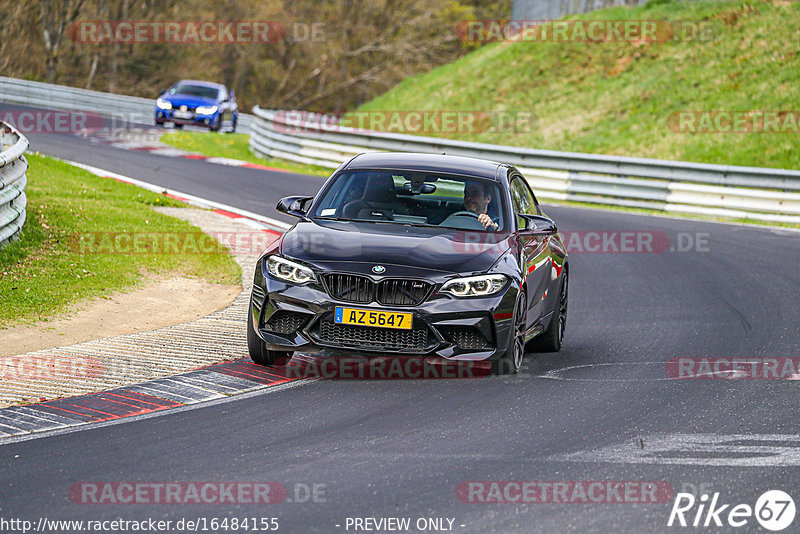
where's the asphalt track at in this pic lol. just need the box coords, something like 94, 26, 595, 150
3, 103, 800, 533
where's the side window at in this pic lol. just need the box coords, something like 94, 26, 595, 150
509, 179, 524, 229
510, 177, 536, 229
519, 174, 540, 215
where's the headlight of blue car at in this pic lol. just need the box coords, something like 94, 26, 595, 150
156, 98, 172, 110
196, 105, 219, 115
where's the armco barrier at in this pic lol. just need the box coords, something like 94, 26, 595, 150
0, 121, 29, 247
249, 107, 800, 224
0, 76, 251, 134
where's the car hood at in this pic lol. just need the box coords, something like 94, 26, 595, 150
161, 94, 218, 108
280, 219, 512, 275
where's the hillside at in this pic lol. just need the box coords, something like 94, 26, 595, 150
355, 0, 800, 170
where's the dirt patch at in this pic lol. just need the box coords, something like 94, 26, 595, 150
0, 276, 240, 357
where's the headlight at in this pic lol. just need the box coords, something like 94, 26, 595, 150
266, 255, 316, 284
440, 274, 507, 297
156, 98, 172, 110
196, 105, 219, 115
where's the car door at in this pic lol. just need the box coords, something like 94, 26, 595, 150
509, 173, 551, 323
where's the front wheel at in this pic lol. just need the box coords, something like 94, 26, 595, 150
247, 314, 293, 366
492, 291, 526, 375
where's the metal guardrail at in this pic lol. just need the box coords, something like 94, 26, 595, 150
0, 76, 252, 134
0, 121, 29, 248
250, 107, 800, 224
512, 0, 651, 21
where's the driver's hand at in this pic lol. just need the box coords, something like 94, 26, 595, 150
478, 214, 498, 230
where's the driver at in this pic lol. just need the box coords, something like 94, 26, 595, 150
464, 181, 499, 230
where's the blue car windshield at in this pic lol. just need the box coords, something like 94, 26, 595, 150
169, 83, 219, 100
311, 170, 507, 232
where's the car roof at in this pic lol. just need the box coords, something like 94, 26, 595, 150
175, 80, 225, 89
344, 153, 505, 181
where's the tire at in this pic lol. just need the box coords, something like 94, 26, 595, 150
529, 270, 568, 353
230, 117, 237, 133
492, 290, 527, 375
210, 117, 222, 132
173, 123, 184, 129
247, 313, 293, 366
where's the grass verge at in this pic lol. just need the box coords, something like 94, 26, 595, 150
160, 131, 331, 177
0, 154, 241, 327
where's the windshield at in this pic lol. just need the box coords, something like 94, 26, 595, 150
311, 170, 507, 232
169, 83, 219, 100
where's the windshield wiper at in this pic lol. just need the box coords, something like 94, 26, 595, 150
314, 216, 357, 222
316, 216, 437, 229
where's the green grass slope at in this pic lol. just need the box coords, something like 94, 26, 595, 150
0, 155, 240, 326
356, 0, 800, 169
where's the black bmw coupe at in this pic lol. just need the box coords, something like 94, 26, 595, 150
247, 153, 568, 374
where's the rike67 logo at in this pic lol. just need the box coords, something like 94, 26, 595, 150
668, 490, 795, 531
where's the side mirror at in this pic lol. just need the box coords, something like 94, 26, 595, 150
519, 214, 557, 236
277, 195, 313, 219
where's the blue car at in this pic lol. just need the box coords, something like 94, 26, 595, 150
155, 80, 238, 132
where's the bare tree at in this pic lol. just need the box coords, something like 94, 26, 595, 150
0, 0, 28, 73
39, 0, 85, 83
9, 0, 505, 112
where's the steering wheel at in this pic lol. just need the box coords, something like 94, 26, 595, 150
440, 210, 488, 230
447, 210, 481, 219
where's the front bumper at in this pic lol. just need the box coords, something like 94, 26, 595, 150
155, 108, 219, 128
249, 260, 518, 361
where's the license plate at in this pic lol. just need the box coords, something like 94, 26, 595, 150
334, 307, 412, 330
173, 110, 193, 119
